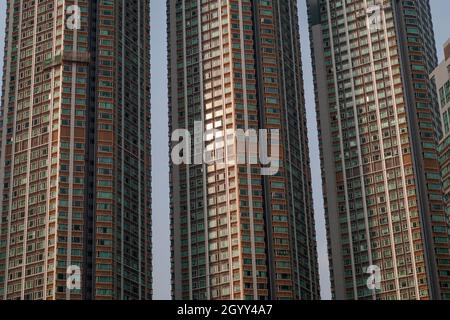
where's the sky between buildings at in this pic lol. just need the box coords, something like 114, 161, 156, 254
0, 0, 449, 300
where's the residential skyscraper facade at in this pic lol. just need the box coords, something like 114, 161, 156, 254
308, 0, 450, 300
0, 0, 152, 300
168, 0, 320, 300
435, 39, 450, 253
433, 40, 450, 137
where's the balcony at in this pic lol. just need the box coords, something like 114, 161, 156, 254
43, 51, 90, 69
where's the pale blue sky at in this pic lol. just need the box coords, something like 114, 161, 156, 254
0, 1, 449, 301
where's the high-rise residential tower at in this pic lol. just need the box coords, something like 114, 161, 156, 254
308, 0, 450, 300
168, 0, 320, 300
435, 39, 450, 252
0, 0, 152, 300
